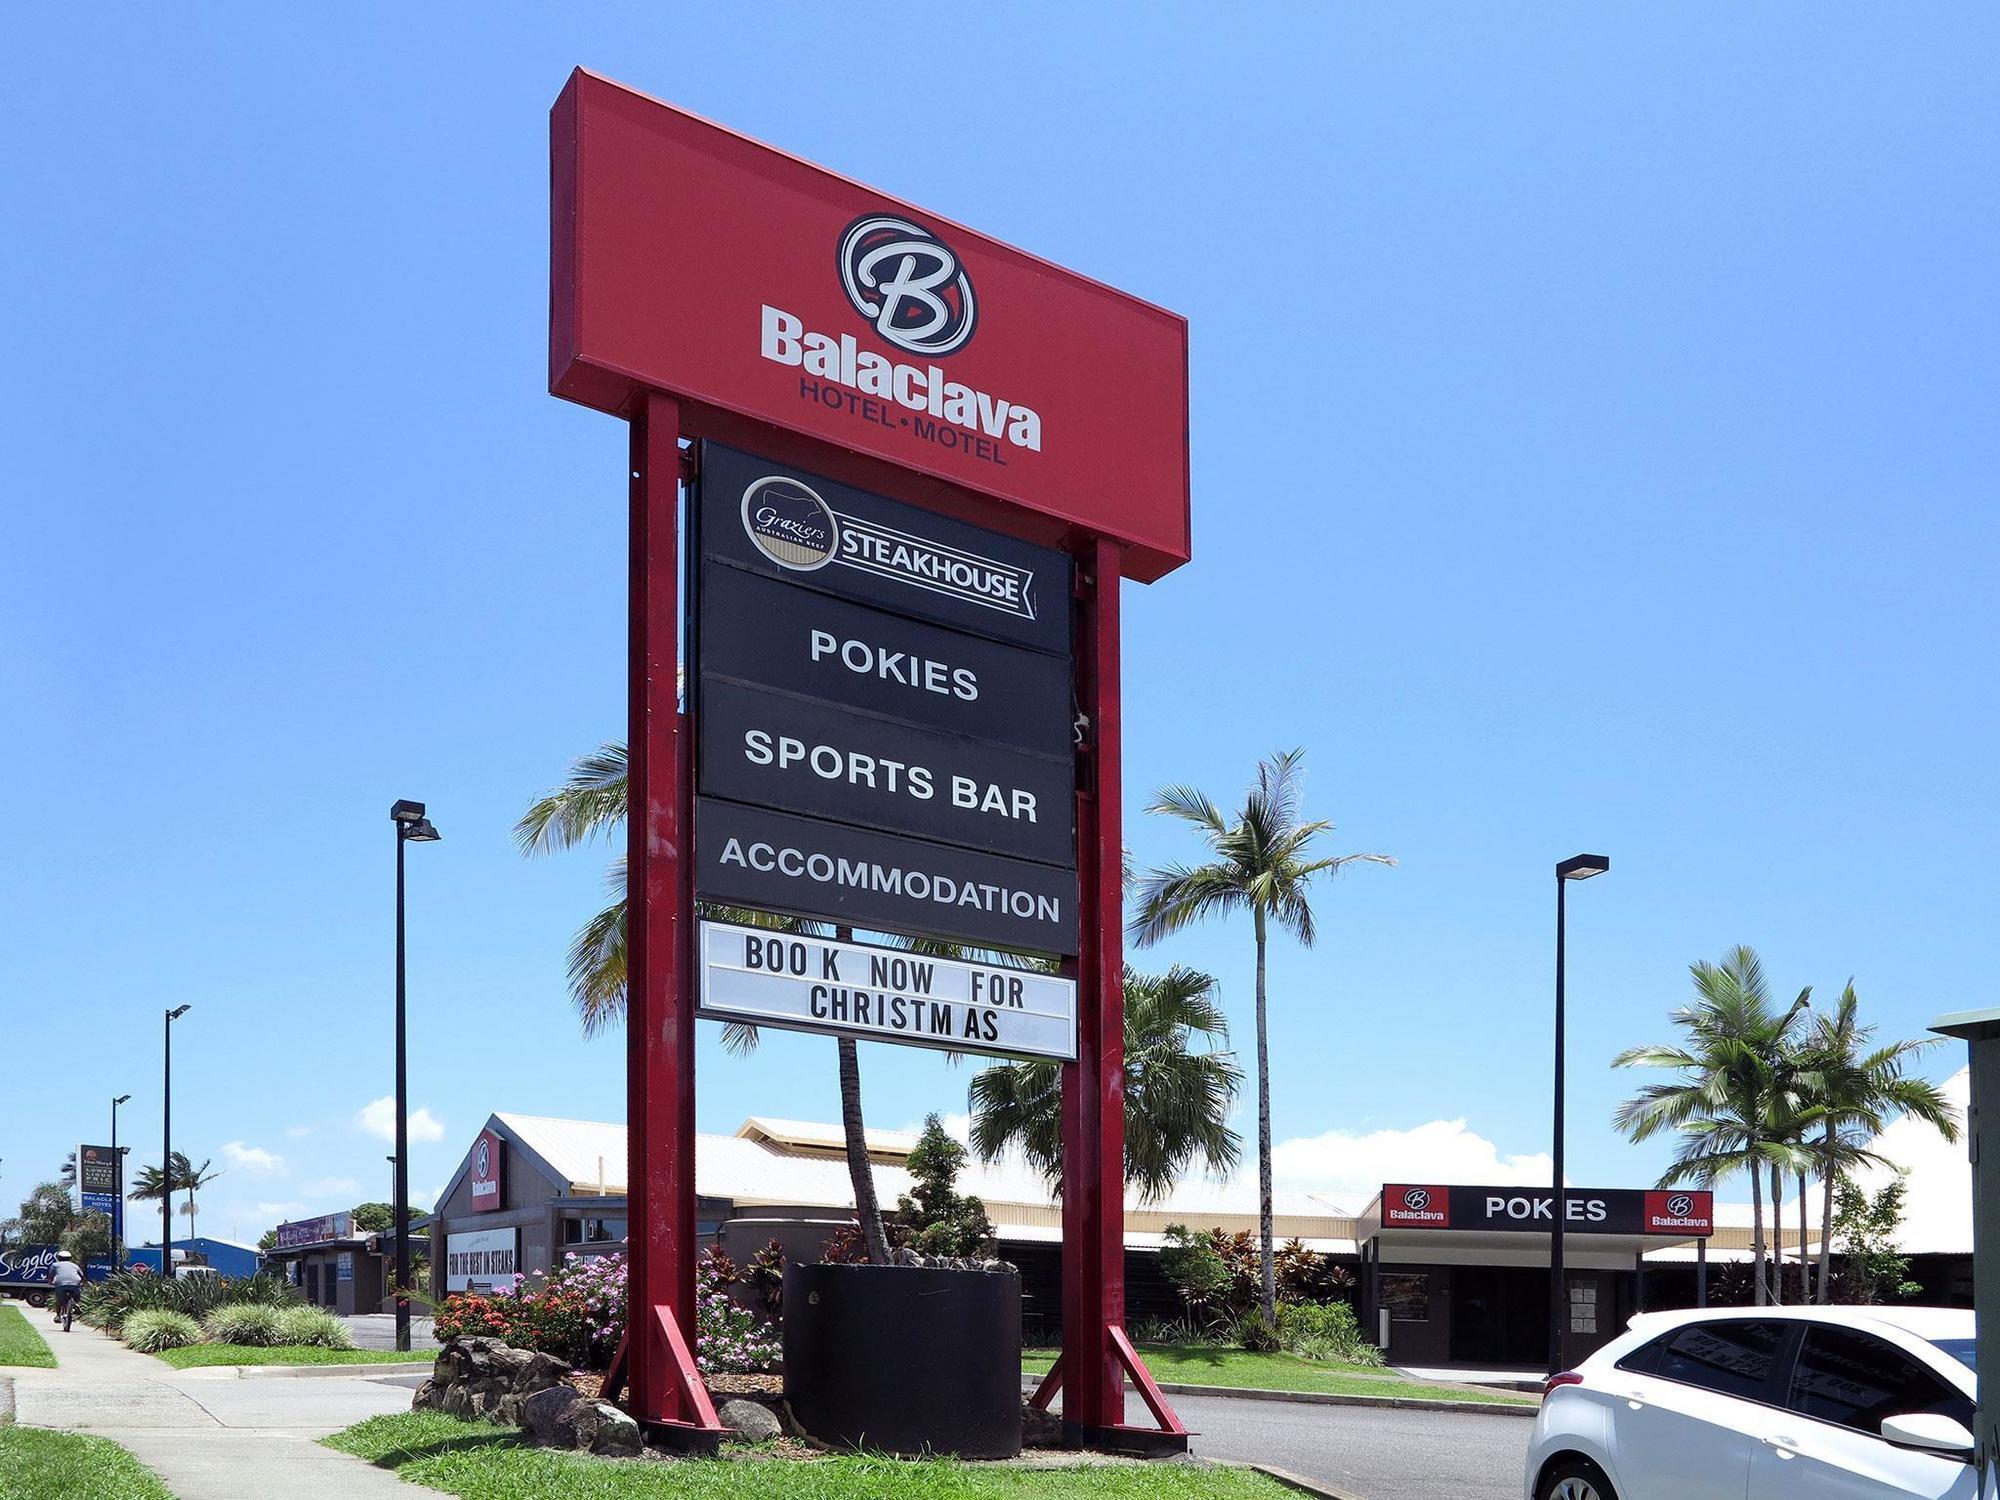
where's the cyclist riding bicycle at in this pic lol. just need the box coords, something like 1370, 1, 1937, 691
50, 1250, 84, 1329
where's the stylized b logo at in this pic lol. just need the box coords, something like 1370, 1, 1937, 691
839, 215, 977, 356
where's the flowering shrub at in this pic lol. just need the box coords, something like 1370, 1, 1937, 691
430, 1249, 777, 1374
696, 1247, 780, 1373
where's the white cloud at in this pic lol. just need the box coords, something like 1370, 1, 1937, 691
222, 1141, 285, 1176
1263, 1117, 1555, 1204
354, 1097, 445, 1144
253, 1200, 310, 1221
301, 1177, 361, 1200
284, 1124, 312, 1140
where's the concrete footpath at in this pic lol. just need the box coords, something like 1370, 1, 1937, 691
6, 1316, 419, 1499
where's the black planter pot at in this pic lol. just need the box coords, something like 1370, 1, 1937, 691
783, 1261, 1022, 1458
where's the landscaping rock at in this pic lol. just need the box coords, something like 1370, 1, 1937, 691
522, 1385, 583, 1447
495, 1393, 527, 1426
718, 1398, 781, 1443
411, 1379, 443, 1412
585, 1403, 643, 1457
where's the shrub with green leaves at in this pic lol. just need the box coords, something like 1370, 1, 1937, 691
1275, 1300, 1382, 1365
272, 1305, 352, 1349
203, 1304, 284, 1346
1235, 1308, 1280, 1353
82, 1268, 300, 1333
122, 1309, 202, 1352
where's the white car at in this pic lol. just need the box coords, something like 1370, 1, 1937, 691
1526, 1304, 1977, 1499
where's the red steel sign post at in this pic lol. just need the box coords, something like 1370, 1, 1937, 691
550, 67, 1191, 1451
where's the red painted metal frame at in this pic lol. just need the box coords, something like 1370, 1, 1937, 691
623, 392, 725, 1446
1047, 537, 1186, 1450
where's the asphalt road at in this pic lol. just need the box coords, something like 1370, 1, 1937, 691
1179, 1395, 1532, 1500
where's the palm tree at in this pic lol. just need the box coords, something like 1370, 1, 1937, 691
968, 966, 1243, 1203
1793, 985, 1957, 1303
1130, 750, 1394, 1322
517, 742, 896, 1264
1613, 947, 1810, 1304
129, 1153, 221, 1249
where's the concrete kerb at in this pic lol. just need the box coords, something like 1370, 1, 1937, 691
1235, 1460, 1369, 1500
230, 1360, 433, 1379
1023, 1376, 1540, 1420
1, 1375, 14, 1425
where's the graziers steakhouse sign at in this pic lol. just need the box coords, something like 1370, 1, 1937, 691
551, 71, 1190, 583
1380, 1184, 1714, 1237
469, 1129, 504, 1213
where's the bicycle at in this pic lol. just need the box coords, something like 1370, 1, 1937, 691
54, 1286, 78, 1334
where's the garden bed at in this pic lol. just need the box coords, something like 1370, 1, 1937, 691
326, 1412, 1292, 1497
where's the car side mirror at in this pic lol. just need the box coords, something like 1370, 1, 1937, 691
1880, 1412, 1975, 1458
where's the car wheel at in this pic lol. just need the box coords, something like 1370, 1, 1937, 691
1538, 1458, 1618, 1500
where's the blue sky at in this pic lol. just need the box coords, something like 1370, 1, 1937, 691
3, 6, 1994, 1244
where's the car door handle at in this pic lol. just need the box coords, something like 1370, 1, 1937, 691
1761, 1435, 1801, 1459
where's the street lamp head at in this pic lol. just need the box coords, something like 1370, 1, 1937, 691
402, 816, 441, 843
166, 1005, 191, 1021
390, 799, 427, 824
114, 1094, 132, 1105
1557, 854, 1611, 882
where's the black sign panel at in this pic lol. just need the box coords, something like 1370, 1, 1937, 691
699, 562, 1073, 757
695, 799, 1078, 956
1380, 1184, 1715, 1238
699, 678, 1075, 867
78, 1147, 118, 1196
699, 443, 1072, 655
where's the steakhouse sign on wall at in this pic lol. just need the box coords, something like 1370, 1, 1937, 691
1379, 1184, 1715, 1238
469, 1129, 504, 1213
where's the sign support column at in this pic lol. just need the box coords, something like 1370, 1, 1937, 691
1054, 538, 1186, 1451
621, 392, 723, 1445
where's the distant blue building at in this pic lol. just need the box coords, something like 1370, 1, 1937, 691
126, 1236, 263, 1279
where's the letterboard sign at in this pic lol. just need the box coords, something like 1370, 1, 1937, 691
699, 919, 1076, 1061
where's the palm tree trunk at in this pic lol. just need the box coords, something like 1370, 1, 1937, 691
1816, 1136, 1837, 1304
1773, 1163, 1787, 1304
1796, 1171, 1810, 1304
837, 1036, 892, 1265
1750, 1166, 1767, 1306
1253, 907, 1276, 1323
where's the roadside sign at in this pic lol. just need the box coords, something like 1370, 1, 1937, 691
697, 564, 1073, 754
694, 798, 1077, 956
698, 919, 1076, 1061
76, 1144, 118, 1216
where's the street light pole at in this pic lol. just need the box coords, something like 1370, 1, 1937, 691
391, 800, 440, 1354
1551, 854, 1609, 1377
162, 1007, 191, 1275
112, 1094, 131, 1268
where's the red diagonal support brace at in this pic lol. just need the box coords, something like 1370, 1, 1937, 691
1110, 1324, 1187, 1436
1028, 1351, 1064, 1411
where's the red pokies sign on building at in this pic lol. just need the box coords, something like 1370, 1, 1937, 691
1383, 1184, 1452, 1228
550, 70, 1191, 583
1642, 1190, 1714, 1236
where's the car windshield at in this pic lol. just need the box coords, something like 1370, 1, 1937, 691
1930, 1338, 1976, 1371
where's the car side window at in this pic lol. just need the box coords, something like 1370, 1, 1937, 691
1788, 1327, 1973, 1437
1650, 1320, 1789, 1401
1615, 1335, 1665, 1375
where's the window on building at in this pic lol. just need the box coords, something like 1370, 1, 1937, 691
1381, 1273, 1431, 1322
562, 1217, 628, 1246
1650, 1320, 1788, 1402
1788, 1327, 1972, 1436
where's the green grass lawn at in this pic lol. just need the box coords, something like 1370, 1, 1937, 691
153, 1343, 432, 1368
0, 1429, 175, 1500
1022, 1344, 1533, 1406
328, 1412, 1292, 1499
0, 1305, 57, 1368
